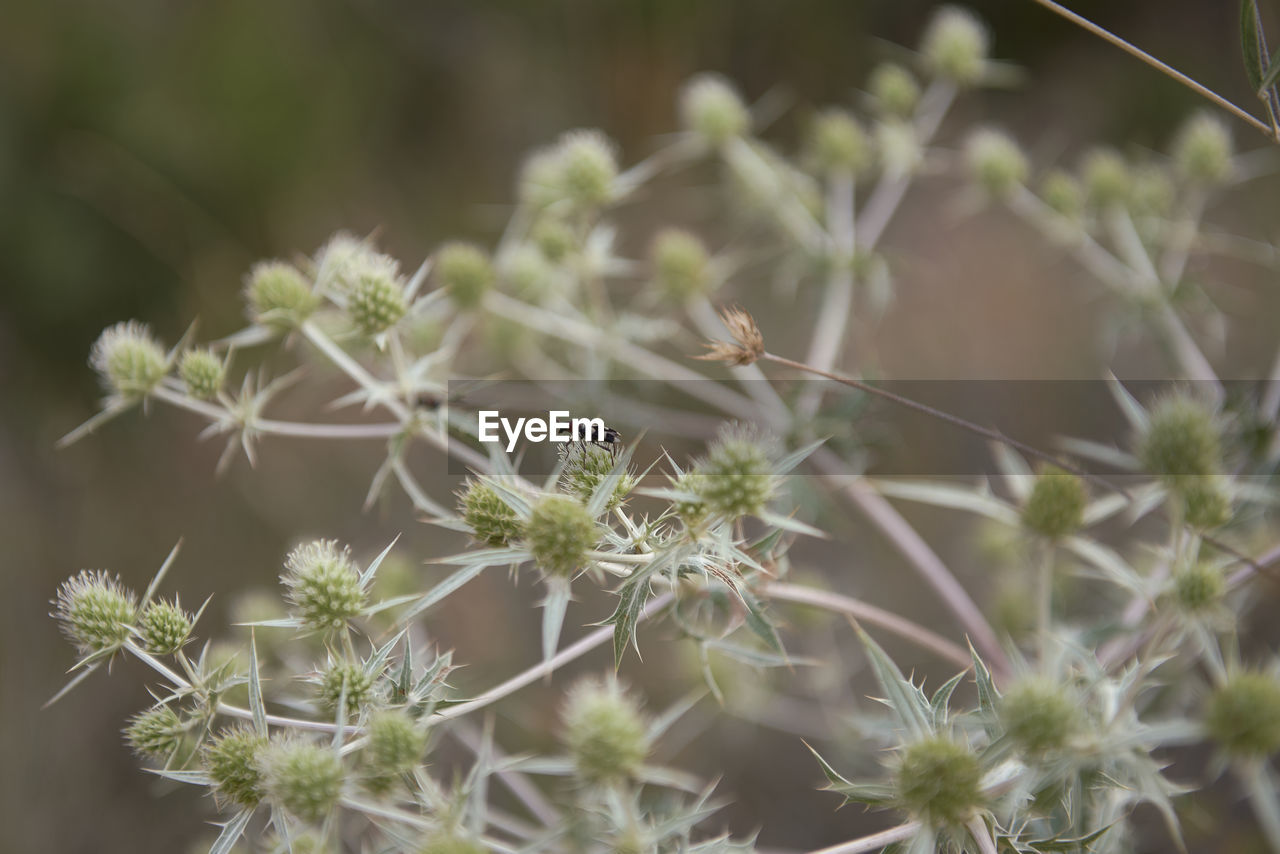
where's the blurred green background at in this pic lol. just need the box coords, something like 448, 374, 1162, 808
2, 1, 1277, 852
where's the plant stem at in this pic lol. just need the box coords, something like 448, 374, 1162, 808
1029, 0, 1276, 140
807, 822, 921, 854
763, 582, 971, 670
1239, 761, 1280, 853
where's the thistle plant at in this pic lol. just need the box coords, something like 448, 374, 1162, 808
49, 5, 1280, 853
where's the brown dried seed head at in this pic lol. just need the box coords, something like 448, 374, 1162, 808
695, 305, 764, 366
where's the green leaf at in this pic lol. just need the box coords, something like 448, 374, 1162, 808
607, 565, 656, 668
970, 641, 1002, 739
929, 669, 966, 728
1243, 0, 1265, 91
401, 563, 493, 622
1260, 46, 1280, 93
359, 535, 401, 587
247, 631, 267, 737
856, 627, 931, 740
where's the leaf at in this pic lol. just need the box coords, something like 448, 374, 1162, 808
43, 662, 101, 708
140, 540, 183, 609
607, 566, 656, 668
145, 767, 214, 785
247, 631, 267, 737
970, 641, 1001, 739
646, 688, 706, 742
208, 808, 254, 854
1243, 0, 1265, 91
873, 479, 1019, 526
856, 627, 931, 740
541, 577, 572, 667
1260, 47, 1280, 93
738, 583, 786, 657
359, 535, 401, 587
775, 437, 826, 475
400, 563, 492, 622
929, 669, 966, 728
1027, 822, 1116, 852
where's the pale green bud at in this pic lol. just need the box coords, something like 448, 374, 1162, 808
178, 348, 225, 400
679, 74, 750, 146
91, 321, 168, 398
921, 6, 989, 86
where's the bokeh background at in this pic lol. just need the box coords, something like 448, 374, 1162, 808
3, 1, 1278, 852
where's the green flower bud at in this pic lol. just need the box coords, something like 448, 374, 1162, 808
671, 470, 710, 531
125, 705, 185, 760
679, 74, 750, 146
692, 430, 777, 520
53, 570, 137, 655
90, 321, 168, 399
417, 830, 486, 854
364, 710, 427, 791
559, 445, 636, 510
525, 494, 598, 577
244, 260, 318, 328
1205, 672, 1280, 758
262, 739, 346, 822
561, 678, 650, 783
650, 228, 713, 302
458, 479, 522, 547
1137, 395, 1222, 489
1168, 562, 1225, 615
519, 148, 566, 210
281, 540, 367, 633
1172, 113, 1232, 184
965, 129, 1028, 199
1130, 164, 1175, 216
347, 263, 408, 336
204, 727, 267, 808
869, 63, 920, 118
1183, 477, 1232, 530
807, 109, 873, 177
500, 244, 557, 302
895, 736, 984, 826
876, 120, 922, 176
1081, 148, 1130, 209
531, 218, 575, 263
178, 349, 225, 400
138, 597, 194, 655
1020, 466, 1086, 540
436, 242, 495, 310
999, 679, 1078, 755
1041, 169, 1084, 219
316, 661, 376, 712
921, 6, 989, 86
555, 130, 619, 211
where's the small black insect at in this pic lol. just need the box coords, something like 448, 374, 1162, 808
575, 423, 622, 456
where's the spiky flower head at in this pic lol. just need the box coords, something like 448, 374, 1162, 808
1183, 477, 1232, 530
364, 710, 427, 791
1137, 394, 1223, 489
679, 74, 750, 147
204, 727, 267, 808
806, 109, 873, 177
458, 479, 522, 548
244, 261, 318, 328
525, 494, 598, 577
690, 427, 777, 520
177, 348, 225, 400
347, 267, 407, 336
554, 130, 619, 211
1172, 112, 1232, 184
1168, 562, 1226, 616
559, 445, 635, 510
531, 217, 575, 263
500, 244, 557, 302
1041, 169, 1084, 219
316, 660, 376, 712
965, 129, 1028, 199
281, 540, 367, 633
90, 321, 168, 399
869, 63, 920, 118
651, 229, 713, 303
920, 6, 989, 86
999, 679, 1079, 755
696, 305, 765, 367
53, 570, 137, 655
261, 739, 346, 822
138, 597, 194, 655
1205, 671, 1280, 758
894, 736, 985, 826
1020, 466, 1086, 540
1081, 148, 1131, 209
436, 242, 495, 310
876, 120, 922, 176
561, 678, 650, 783
417, 830, 487, 854
125, 704, 185, 760
670, 470, 710, 530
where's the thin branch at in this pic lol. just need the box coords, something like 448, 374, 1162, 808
807, 822, 920, 854
1029, 0, 1276, 140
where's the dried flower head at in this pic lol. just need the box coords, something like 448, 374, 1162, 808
696, 305, 764, 367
